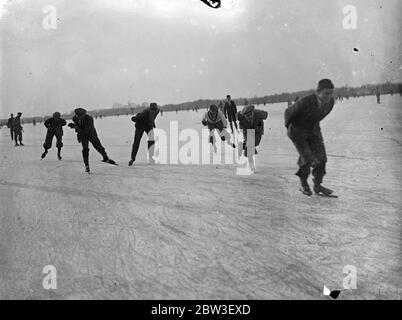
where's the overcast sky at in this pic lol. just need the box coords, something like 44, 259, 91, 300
1, 0, 401, 117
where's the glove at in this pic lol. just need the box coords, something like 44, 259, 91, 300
201, 119, 207, 126
131, 116, 137, 122
68, 123, 76, 128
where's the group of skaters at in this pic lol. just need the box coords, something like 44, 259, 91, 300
6, 112, 24, 146
4, 78, 337, 196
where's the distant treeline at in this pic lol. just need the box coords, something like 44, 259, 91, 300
1, 82, 401, 126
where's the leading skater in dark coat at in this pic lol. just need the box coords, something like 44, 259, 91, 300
129, 102, 159, 166
68, 108, 116, 173
284, 79, 335, 196
41, 112, 67, 160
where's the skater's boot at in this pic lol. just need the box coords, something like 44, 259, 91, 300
299, 179, 313, 196
41, 149, 48, 159
128, 159, 135, 166
102, 157, 117, 165
85, 165, 90, 173
313, 178, 333, 195
313, 183, 333, 195
19, 143, 24, 146
57, 148, 62, 160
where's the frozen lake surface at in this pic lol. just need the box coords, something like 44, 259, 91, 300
0, 95, 401, 299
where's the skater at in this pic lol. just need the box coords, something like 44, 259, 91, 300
68, 108, 116, 173
224, 95, 239, 134
13, 112, 24, 146
129, 102, 159, 166
202, 104, 239, 153
376, 88, 381, 104
7, 113, 14, 141
41, 112, 67, 160
32, 118, 36, 126
284, 79, 336, 196
237, 105, 268, 171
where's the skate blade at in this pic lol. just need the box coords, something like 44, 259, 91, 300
316, 193, 338, 198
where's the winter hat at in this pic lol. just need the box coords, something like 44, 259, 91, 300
150, 103, 158, 111
317, 79, 334, 92
53, 112, 61, 119
209, 104, 218, 112
74, 108, 87, 116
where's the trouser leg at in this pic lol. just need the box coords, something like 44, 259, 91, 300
56, 134, 63, 156
288, 129, 314, 181
131, 128, 145, 161
308, 134, 327, 185
81, 138, 89, 166
89, 136, 108, 160
43, 132, 54, 150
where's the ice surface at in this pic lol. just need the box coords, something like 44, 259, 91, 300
0, 96, 401, 299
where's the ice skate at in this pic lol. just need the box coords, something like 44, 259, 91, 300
85, 165, 90, 173
313, 182, 337, 197
102, 158, 118, 165
57, 154, 62, 160
41, 151, 47, 159
128, 159, 135, 166
300, 181, 313, 196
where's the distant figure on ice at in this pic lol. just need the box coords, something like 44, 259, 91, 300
68, 108, 117, 173
13, 112, 24, 146
202, 104, 239, 153
284, 79, 335, 196
129, 102, 159, 166
224, 95, 239, 134
7, 113, 14, 141
237, 105, 268, 172
32, 118, 36, 126
376, 88, 381, 104
41, 112, 66, 160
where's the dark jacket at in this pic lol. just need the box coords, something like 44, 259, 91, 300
13, 117, 23, 131
284, 93, 334, 136
72, 114, 98, 141
224, 100, 237, 118
44, 118, 66, 136
237, 106, 268, 136
7, 117, 14, 129
131, 108, 159, 131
